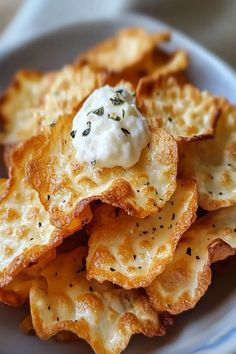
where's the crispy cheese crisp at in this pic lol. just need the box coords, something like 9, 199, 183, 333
30, 247, 170, 354
107, 48, 189, 88
87, 180, 197, 289
78, 27, 170, 72
0, 64, 107, 145
179, 101, 236, 210
147, 206, 236, 314
20, 315, 79, 342
137, 76, 222, 141
26, 114, 178, 227
0, 249, 56, 306
0, 138, 92, 287
0, 70, 54, 144
38, 63, 107, 129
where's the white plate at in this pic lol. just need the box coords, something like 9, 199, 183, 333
0, 13, 236, 354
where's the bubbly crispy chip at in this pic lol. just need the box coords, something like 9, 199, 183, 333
20, 315, 80, 342
179, 101, 236, 210
26, 114, 178, 228
30, 247, 170, 354
87, 180, 197, 289
107, 48, 189, 88
0, 70, 54, 144
0, 138, 92, 287
0, 64, 107, 145
78, 27, 170, 72
0, 249, 56, 306
147, 206, 236, 314
137, 76, 221, 141
38, 63, 107, 129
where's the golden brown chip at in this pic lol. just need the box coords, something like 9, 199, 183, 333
0, 249, 56, 306
0, 138, 92, 287
179, 101, 236, 210
0, 70, 54, 144
26, 114, 178, 228
30, 247, 170, 354
38, 63, 107, 129
87, 180, 197, 289
107, 48, 189, 88
0, 64, 107, 145
137, 75, 221, 141
146, 206, 236, 314
20, 314, 80, 342
78, 27, 170, 73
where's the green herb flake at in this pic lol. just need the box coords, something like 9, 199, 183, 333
90, 159, 96, 167
108, 113, 121, 121
121, 128, 131, 136
116, 89, 123, 94
92, 106, 104, 116
70, 130, 77, 139
82, 121, 91, 136
122, 109, 125, 118
110, 96, 124, 105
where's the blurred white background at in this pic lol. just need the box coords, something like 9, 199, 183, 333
0, 0, 235, 68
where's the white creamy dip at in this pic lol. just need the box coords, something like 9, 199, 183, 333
71, 85, 150, 168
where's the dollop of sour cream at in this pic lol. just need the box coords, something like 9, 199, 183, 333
71, 85, 150, 168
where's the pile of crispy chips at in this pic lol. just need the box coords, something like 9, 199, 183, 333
0, 27, 235, 354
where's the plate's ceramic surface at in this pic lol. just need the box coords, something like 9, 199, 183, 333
0, 13, 236, 354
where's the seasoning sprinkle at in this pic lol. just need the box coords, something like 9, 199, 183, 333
82, 121, 91, 136
110, 97, 124, 105
89, 286, 93, 292
116, 89, 123, 94
47, 195, 50, 200
186, 247, 192, 256
121, 128, 130, 136
90, 159, 96, 167
92, 106, 104, 116
133, 255, 136, 260
171, 213, 175, 220
110, 267, 115, 272
38, 222, 42, 228
108, 113, 121, 121
70, 130, 77, 138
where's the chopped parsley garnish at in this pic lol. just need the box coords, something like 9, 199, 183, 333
110, 96, 124, 105
108, 113, 121, 121
121, 128, 130, 136
116, 89, 123, 94
91, 106, 104, 116
70, 130, 77, 139
122, 109, 125, 118
90, 159, 96, 166
82, 121, 91, 136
